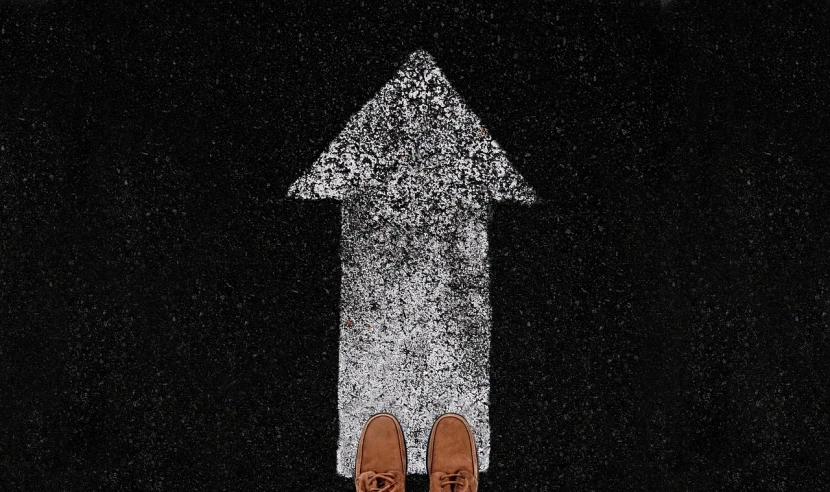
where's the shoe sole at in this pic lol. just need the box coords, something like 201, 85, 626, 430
355, 413, 407, 479
426, 413, 479, 481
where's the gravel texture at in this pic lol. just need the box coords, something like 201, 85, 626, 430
1, 1, 828, 490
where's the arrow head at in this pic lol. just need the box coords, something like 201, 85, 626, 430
288, 50, 536, 204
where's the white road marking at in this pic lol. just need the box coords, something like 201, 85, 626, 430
288, 50, 535, 476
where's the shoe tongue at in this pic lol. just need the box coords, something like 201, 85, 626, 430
359, 472, 392, 492
451, 473, 470, 492
441, 476, 462, 492
372, 473, 395, 490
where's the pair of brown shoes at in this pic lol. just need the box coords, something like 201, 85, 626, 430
355, 413, 478, 492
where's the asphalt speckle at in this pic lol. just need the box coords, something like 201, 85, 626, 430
1, 1, 829, 490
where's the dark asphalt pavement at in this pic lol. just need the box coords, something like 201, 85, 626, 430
1, 2, 828, 490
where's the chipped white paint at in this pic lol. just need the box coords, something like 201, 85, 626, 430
288, 50, 535, 475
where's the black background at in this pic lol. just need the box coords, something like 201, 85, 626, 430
2, 1, 829, 490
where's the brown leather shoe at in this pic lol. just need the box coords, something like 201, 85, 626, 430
355, 414, 406, 492
427, 414, 478, 492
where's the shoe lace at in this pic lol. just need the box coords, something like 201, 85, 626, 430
357, 471, 399, 492
439, 472, 468, 491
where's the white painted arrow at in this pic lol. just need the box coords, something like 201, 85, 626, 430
288, 50, 535, 476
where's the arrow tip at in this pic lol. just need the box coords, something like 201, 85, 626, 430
288, 50, 536, 203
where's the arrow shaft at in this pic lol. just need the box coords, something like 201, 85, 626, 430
336, 197, 492, 475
